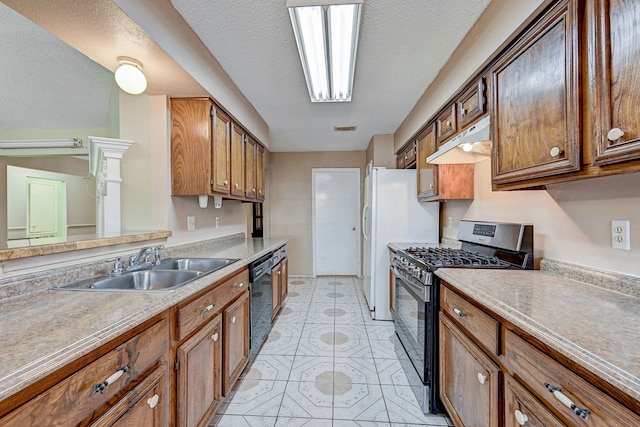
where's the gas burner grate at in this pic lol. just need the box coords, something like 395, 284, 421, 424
404, 247, 509, 269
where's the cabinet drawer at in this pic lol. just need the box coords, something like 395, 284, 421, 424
504, 329, 640, 427
505, 374, 564, 427
441, 285, 499, 356
90, 363, 167, 427
178, 268, 249, 341
1, 318, 168, 426
436, 104, 457, 143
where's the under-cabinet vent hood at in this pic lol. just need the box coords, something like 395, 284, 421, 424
427, 115, 491, 164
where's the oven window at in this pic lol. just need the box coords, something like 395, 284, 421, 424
394, 274, 426, 381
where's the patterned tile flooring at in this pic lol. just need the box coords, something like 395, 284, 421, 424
211, 276, 453, 427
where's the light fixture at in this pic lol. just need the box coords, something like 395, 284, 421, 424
0, 138, 83, 149
114, 57, 147, 95
427, 116, 492, 164
287, 0, 363, 102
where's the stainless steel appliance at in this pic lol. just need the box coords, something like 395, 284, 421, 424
248, 252, 274, 361
392, 220, 534, 414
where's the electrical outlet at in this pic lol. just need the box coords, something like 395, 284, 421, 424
447, 217, 452, 229
215, 216, 220, 228
187, 216, 196, 231
611, 219, 630, 250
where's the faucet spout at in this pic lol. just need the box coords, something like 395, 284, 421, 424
129, 247, 154, 269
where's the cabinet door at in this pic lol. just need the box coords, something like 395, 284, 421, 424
417, 124, 438, 199
440, 313, 500, 427
90, 365, 167, 427
491, 0, 580, 185
436, 103, 457, 144
458, 78, 486, 129
223, 291, 250, 396
176, 315, 222, 427
591, 0, 640, 165
171, 98, 213, 196
504, 375, 565, 427
245, 136, 257, 199
230, 122, 245, 197
212, 107, 231, 194
256, 144, 266, 201
271, 261, 282, 320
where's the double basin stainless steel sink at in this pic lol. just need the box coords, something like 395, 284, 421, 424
53, 258, 239, 292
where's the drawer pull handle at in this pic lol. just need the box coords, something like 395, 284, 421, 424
212, 332, 219, 341
514, 409, 528, 425
544, 383, 590, 419
452, 306, 467, 317
147, 394, 160, 409
477, 373, 487, 384
201, 303, 216, 314
92, 364, 131, 394
231, 315, 237, 324
236, 282, 245, 289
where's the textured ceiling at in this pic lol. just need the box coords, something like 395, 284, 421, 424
169, 0, 492, 151
0, 2, 113, 129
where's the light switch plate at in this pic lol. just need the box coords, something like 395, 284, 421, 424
187, 215, 196, 231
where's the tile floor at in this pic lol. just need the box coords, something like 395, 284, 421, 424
211, 276, 453, 427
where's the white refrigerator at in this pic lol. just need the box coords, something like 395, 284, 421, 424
362, 166, 439, 320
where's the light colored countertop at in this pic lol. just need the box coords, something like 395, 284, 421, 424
0, 237, 286, 401
435, 268, 640, 402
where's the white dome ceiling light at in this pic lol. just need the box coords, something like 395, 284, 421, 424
114, 57, 147, 95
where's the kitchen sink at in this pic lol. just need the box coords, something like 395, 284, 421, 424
152, 257, 239, 273
52, 257, 239, 292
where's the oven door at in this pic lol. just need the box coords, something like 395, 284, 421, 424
393, 268, 428, 383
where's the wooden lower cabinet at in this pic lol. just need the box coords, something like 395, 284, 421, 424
504, 374, 564, 427
91, 364, 168, 427
272, 244, 289, 320
440, 313, 501, 427
176, 314, 223, 427
223, 291, 250, 396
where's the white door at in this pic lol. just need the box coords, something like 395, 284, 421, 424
26, 177, 66, 238
312, 168, 361, 276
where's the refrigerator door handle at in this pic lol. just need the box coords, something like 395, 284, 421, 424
362, 204, 369, 240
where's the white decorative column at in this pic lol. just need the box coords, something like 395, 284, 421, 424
89, 136, 134, 237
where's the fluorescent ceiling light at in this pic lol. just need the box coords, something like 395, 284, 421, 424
0, 138, 83, 149
115, 57, 147, 95
287, 0, 363, 102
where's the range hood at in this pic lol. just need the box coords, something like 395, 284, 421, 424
427, 115, 491, 164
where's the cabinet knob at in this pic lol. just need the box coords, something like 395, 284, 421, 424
446, 120, 451, 127
549, 146, 561, 157
231, 315, 237, 324
235, 182, 239, 189
477, 372, 487, 384
429, 184, 434, 189
460, 108, 466, 117
147, 393, 160, 409
210, 179, 214, 185
224, 180, 229, 185
236, 282, 245, 289
253, 188, 256, 193
514, 409, 529, 425
607, 127, 625, 141
212, 332, 219, 342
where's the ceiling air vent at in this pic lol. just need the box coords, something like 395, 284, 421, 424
334, 126, 357, 132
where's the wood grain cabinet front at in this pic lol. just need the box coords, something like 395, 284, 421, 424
223, 291, 250, 396
230, 122, 246, 197
440, 313, 501, 427
244, 135, 257, 200
490, 0, 581, 186
176, 314, 223, 427
0, 318, 169, 427
457, 78, 486, 129
504, 374, 564, 427
436, 103, 457, 144
396, 141, 417, 169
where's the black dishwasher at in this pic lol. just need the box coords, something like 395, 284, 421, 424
248, 252, 274, 361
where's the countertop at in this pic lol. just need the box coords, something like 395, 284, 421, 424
435, 268, 640, 403
0, 237, 286, 402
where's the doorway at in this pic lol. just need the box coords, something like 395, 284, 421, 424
26, 176, 67, 238
312, 168, 361, 276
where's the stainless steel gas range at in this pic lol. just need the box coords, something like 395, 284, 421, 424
392, 220, 534, 414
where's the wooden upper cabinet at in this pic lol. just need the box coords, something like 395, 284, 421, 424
590, 0, 640, 165
417, 124, 438, 199
436, 103, 457, 144
245, 136, 257, 199
491, 0, 581, 185
256, 144, 265, 201
230, 122, 245, 197
396, 142, 416, 169
458, 77, 486, 129
212, 107, 232, 195
171, 98, 213, 196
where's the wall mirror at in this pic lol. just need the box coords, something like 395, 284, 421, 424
0, 2, 120, 250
